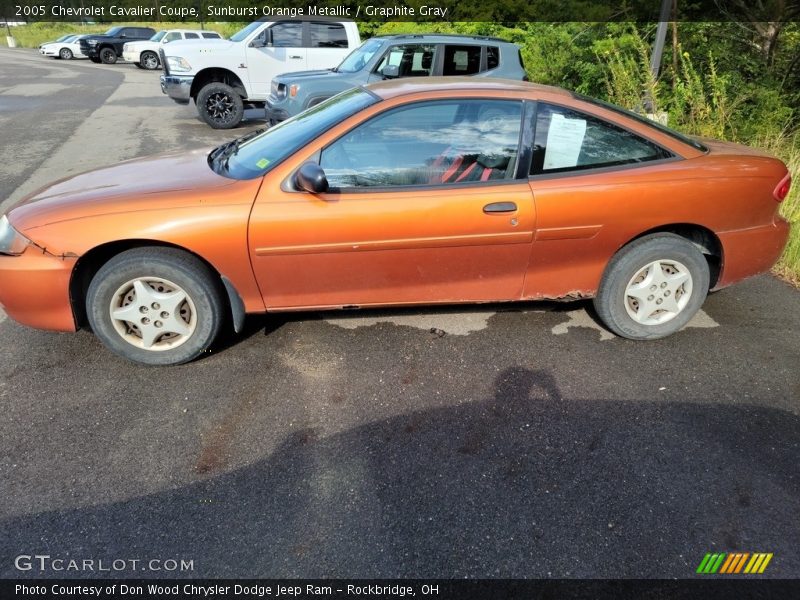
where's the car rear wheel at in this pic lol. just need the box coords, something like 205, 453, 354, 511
197, 82, 244, 129
594, 233, 709, 340
59, 48, 73, 60
141, 51, 160, 70
86, 248, 225, 366
99, 47, 117, 64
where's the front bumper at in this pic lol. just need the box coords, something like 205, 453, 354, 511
160, 74, 193, 104
122, 50, 139, 63
80, 45, 99, 58
0, 247, 77, 332
716, 218, 790, 288
265, 100, 290, 126
40, 48, 57, 57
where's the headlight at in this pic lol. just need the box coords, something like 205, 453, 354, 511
0, 215, 31, 256
272, 81, 286, 100
166, 56, 192, 72
87, 39, 98, 46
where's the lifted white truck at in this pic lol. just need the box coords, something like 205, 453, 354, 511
160, 18, 360, 129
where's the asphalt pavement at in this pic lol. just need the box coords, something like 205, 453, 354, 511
0, 47, 798, 579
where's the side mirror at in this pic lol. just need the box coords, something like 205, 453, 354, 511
295, 162, 328, 193
381, 64, 400, 79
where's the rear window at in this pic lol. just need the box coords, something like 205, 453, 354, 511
202, 32, 221, 39
309, 22, 348, 48
576, 94, 708, 153
443, 45, 481, 76
487, 46, 499, 70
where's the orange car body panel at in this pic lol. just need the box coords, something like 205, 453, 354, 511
0, 79, 791, 332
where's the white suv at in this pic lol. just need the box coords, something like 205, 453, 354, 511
123, 29, 223, 70
160, 18, 360, 129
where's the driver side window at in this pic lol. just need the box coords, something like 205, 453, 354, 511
319, 100, 523, 189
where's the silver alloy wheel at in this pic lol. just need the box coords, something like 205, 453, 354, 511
60, 48, 72, 59
109, 277, 197, 351
142, 52, 159, 69
624, 259, 693, 325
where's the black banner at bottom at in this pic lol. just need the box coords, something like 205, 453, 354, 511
3, 579, 800, 600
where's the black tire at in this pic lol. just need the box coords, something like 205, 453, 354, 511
99, 47, 117, 64
86, 248, 225, 366
133, 61, 144, 69
59, 47, 73, 60
90, 56, 101, 64
197, 82, 244, 129
594, 233, 710, 340
140, 50, 160, 70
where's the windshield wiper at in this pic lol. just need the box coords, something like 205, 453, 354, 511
211, 128, 266, 171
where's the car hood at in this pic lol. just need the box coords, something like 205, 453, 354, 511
274, 69, 350, 84
124, 40, 156, 50
162, 39, 235, 56
8, 149, 258, 232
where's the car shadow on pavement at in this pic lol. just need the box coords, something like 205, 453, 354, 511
1, 366, 799, 579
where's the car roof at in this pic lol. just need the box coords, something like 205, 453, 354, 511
366, 77, 573, 101
372, 34, 515, 45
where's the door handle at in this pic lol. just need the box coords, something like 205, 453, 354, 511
483, 202, 517, 214
289, 55, 303, 59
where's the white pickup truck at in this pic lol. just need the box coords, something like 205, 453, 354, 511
160, 18, 361, 129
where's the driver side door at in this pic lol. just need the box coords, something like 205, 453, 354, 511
248, 98, 536, 309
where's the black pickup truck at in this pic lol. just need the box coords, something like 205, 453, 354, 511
79, 26, 156, 64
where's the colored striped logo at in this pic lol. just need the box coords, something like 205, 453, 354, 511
696, 552, 773, 574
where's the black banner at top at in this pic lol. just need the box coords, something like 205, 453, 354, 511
1, 0, 799, 23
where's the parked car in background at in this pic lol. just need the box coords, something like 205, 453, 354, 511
267, 34, 528, 124
0, 79, 791, 365
38, 34, 74, 49
80, 26, 156, 64
123, 29, 223, 71
39, 34, 89, 60
160, 18, 360, 129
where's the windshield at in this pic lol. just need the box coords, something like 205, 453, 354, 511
336, 38, 384, 73
150, 31, 167, 42
229, 21, 263, 43
104, 27, 122, 36
578, 94, 709, 153
218, 88, 379, 180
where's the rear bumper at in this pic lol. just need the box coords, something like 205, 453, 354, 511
160, 74, 193, 104
716, 218, 790, 288
0, 248, 77, 332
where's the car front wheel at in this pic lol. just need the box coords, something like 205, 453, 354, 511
197, 82, 244, 129
59, 48, 73, 60
141, 51, 160, 70
86, 248, 225, 365
99, 47, 117, 64
594, 233, 710, 340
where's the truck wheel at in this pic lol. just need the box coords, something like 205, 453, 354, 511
141, 51, 160, 70
90, 56, 101, 64
99, 47, 117, 64
133, 62, 144, 69
59, 48, 73, 60
86, 247, 225, 366
197, 82, 244, 129
594, 233, 709, 340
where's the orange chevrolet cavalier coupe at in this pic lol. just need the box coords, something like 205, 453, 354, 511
0, 79, 792, 365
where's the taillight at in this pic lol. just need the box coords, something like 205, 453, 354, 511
774, 172, 791, 202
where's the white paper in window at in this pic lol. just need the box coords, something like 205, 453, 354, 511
544, 113, 587, 170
